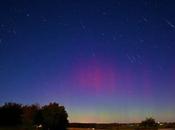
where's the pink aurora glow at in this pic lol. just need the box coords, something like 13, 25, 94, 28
70, 57, 118, 93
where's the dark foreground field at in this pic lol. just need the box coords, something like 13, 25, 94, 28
69, 128, 174, 130
0, 127, 174, 130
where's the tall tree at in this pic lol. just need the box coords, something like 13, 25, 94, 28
41, 102, 69, 130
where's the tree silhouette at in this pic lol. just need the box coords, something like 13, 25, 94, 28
0, 102, 23, 126
0, 102, 69, 129
22, 104, 40, 126
33, 109, 43, 126
41, 102, 69, 130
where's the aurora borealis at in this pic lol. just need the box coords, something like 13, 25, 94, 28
0, 0, 175, 123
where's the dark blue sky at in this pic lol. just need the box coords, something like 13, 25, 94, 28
0, 0, 175, 123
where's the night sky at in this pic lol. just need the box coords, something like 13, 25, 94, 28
0, 0, 175, 123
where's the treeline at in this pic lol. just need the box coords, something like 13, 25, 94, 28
70, 118, 175, 129
0, 102, 69, 130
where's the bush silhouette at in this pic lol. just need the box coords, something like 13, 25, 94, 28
138, 117, 158, 129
